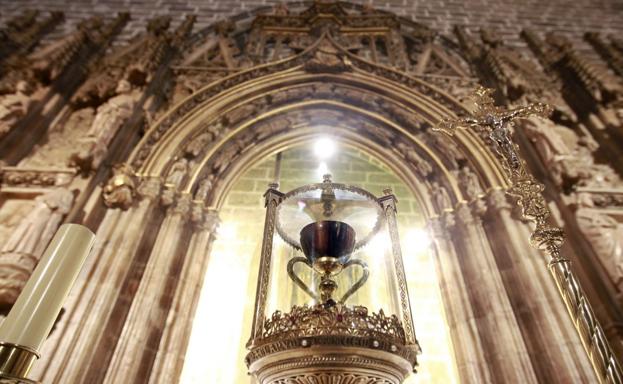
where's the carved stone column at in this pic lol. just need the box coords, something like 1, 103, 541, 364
33, 177, 163, 383
447, 203, 538, 383
428, 215, 491, 383
103, 192, 194, 383
148, 206, 219, 383
481, 189, 596, 382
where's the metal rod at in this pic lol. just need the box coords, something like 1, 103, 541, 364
246, 185, 283, 347
434, 86, 623, 384
273, 151, 282, 187
378, 190, 419, 348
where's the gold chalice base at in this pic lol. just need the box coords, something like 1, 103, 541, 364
246, 304, 418, 384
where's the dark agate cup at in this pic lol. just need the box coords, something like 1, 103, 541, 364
299, 221, 356, 267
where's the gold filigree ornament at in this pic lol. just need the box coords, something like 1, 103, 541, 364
247, 179, 420, 384
433, 86, 623, 384
246, 304, 419, 384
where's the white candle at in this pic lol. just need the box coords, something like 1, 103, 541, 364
0, 223, 95, 352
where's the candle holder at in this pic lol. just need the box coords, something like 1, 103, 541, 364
0, 224, 95, 384
246, 175, 420, 384
0, 343, 39, 384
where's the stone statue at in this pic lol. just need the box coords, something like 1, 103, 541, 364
396, 141, 432, 177
195, 174, 215, 201
0, 188, 74, 308
20, 107, 94, 168
71, 80, 141, 171
522, 117, 577, 185
555, 140, 622, 188
212, 143, 242, 175
255, 118, 290, 141
523, 118, 574, 165
431, 181, 452, 212
458, 166, 482, 201
184, 132, 213, 158
161, 158, 190, 206
0, 81, 32, 138
575, 193, 623, 286
165, 158, 189, 188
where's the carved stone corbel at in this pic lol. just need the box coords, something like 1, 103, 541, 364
137, 176, 162, 201
102, 163, 137, 210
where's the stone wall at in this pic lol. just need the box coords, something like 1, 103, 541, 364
1, 0, 622, 51
1, 1, 622, 382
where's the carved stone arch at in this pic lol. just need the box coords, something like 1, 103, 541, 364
132, 80, 507, 213
131, 37, 506, 208
192, 106, 452, 216
35, 3, 596, 384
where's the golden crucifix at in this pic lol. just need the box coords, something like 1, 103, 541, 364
435, 86, 552, 172
433, 86, 623, 384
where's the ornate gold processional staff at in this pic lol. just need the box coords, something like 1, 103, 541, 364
433, 86, 623, 384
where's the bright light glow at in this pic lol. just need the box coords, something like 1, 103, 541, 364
297, 200, 307, 211
367, 232, 390, 258
404, 227, 431, 252
217, 222, 237, 240
313, 137, 337, 159
316, 162, 330, 177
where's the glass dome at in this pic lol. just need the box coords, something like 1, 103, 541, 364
275, 175, 383, 252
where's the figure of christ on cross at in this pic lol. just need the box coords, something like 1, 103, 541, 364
432, 86, 623, 384
435, 86, 552, 172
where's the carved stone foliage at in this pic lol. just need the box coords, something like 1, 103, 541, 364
168, 1, 471, 109
63, 14, 170, 101
0, 166, 76, 191
455, 27, 575, 125
0, 11, 64, 73
523, 30, 623, 115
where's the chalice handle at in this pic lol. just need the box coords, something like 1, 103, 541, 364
339, 259, 369, 304
287, 257, 319, 301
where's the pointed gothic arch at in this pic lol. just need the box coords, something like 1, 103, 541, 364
123, 34, 507, 211
25, 3, 600, 383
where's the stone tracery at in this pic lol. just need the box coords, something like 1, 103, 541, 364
0, 1, 621, 383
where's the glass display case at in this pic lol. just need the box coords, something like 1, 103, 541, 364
246, 175, 420, 384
